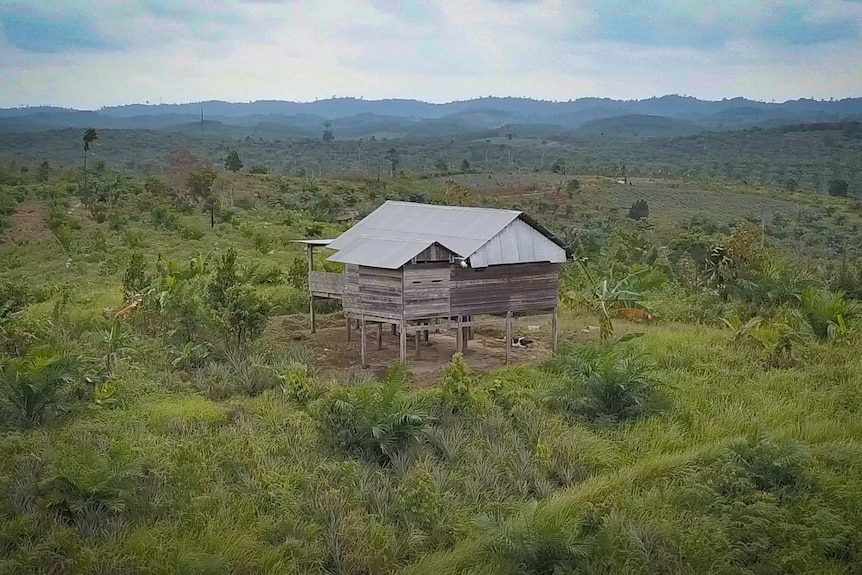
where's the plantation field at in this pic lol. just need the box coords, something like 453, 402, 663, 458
444, 173, 823, 227
2, 157, 862, 574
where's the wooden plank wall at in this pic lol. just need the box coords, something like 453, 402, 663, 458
414, 244, 453, 263
450, 263, 559, 316
403, 263, 450, 319
309, 271, 345, 298
343, 264, 404, 320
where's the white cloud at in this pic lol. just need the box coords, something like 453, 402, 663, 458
0, 0, 860, 108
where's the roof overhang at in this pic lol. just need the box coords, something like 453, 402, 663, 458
291, 239, 335, 246
327, 238, 456, 270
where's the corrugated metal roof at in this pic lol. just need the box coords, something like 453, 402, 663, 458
327, 201, 521, 256
327, 237, 436, 269
325, 200, 568, 269
470, 217, 567, 267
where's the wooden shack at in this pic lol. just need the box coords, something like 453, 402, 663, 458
300, 201, 568, 365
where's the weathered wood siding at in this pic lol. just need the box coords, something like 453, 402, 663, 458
343, 264, 404, 320
342, 262, 559, 321
309, 271, 344, 299
403, 263, 451, 319
450, 263, 559, 315
414, 244, 453, 263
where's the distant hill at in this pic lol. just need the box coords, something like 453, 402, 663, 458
573, 115, 702, 138
1, 96, 861, 138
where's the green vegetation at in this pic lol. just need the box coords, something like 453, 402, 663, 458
1, 141, 861, 573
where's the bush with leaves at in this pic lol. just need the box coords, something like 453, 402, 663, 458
219, 285, 271, 348
38, 447, 145, 536
122, 252, 148, 302
543, 342, 663, 423
319, 365, 432, 465
0, 347, 81, 429
799, 287, 859, 340
439, 353, 489, 416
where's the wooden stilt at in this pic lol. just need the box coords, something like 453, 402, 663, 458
399, 320, 407, 363
505, 311, 513, 365
468, 315, 474, 340
360, 316, 367, 368
307, 245, 316, 333
415, 328, 420, 359
377, 322, 383, 350
310, 297, 316, 334
346, 315, 352, 342
392, 324, 397, 336
423, 329, 429, 343
551, 307, 558, 352
462, 317, 469, 352
456, 316, 463, 353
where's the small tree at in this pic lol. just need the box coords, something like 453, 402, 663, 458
460, 159, 471, 173
434, 158, 449, 174
221, 285, 271, 348
627, 199, 649, 220
322, 121, 334, 142
208, 248, 239, 311
187, 166, 218, 227
565, 179, 581, 197
37, 161, 50, 183
384, 147, 399, 177
81, 128, 98, 203
828, 179, 849, 197
224, 150, 243, 173
123, 252, 148, 302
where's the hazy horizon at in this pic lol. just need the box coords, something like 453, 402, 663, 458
4, 92, 862, 112
1, 0, 862, 109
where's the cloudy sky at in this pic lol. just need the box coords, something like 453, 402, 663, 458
1, 0, 861, 109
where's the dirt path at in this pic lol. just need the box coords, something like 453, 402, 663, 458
3, 201, 50, 242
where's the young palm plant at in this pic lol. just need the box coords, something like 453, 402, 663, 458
0, 347, 81, 428
544, 343, 662, 424
102, 320, 134, 374
322, 364, 433, 465
800, 287, 859, 340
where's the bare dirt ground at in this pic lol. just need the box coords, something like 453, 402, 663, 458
267, 314, 558, 385
3, 201, 50, 242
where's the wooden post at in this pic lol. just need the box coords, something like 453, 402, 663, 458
310, 297, 316, 334
505, 311, 513, 365
423, 329, 429, 343
468, 315, 474, 340
307, 245, 316, 333
346, 315, 352, 342
462, 324, 468, 352
399, 320, 407, 363
360, 316, 367, 368
377, 322, 383, 350
391, 324, 397, 336
415, 327, 420, 359
551, 307, 558, 352
456, 316, 463, 353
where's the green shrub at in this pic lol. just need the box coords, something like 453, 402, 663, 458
543, 343, 664, 423
800, 287, 859, 340
320, 365, 432, 465
0, 347, 81, 428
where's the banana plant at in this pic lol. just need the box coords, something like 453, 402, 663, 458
569, 259, 646, 341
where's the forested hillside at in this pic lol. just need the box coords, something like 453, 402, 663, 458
0, 120, 860, 196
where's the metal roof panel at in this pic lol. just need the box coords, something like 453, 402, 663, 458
327, 237, 436, 269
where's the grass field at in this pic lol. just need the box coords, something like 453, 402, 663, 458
2, 167, 862, 574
